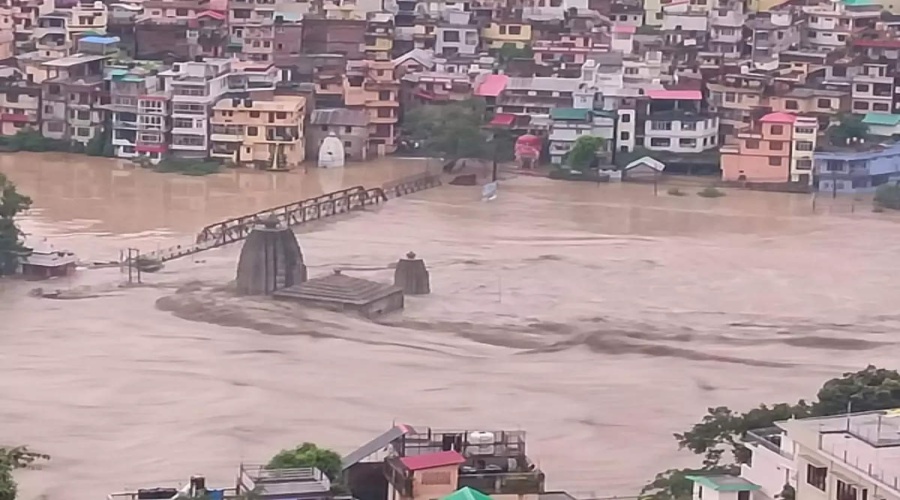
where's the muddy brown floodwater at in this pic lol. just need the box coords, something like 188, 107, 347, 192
2, 153, 900, 500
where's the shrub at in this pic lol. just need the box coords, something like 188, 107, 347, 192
697, 186, 726, 198
874, 184, 900, 210
153, 158, 222, 176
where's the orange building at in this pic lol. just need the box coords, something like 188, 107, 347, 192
721, 112, 796, 183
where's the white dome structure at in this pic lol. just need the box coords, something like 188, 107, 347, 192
318, 133, 346, 169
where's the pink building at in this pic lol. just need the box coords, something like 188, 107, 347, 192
721, 112, 796, 183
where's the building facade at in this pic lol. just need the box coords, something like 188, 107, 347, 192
210, 95, 306, 168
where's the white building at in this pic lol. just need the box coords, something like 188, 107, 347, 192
159, 58, 231, 158
643, 90, 718, 154
548, 108, 616, 165
737, 409, 900, 500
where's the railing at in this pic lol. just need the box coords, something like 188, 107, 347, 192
134, 172, 442, 264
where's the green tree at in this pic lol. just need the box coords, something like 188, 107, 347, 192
267, 442, 342, 481
498, 43, 533, 65
401, 100, 492, 161
827, 114, 868, 147
0, 446, 49, 500
566, 136, 605, 170
0, 173, 32, 276
642, 366, 900, 500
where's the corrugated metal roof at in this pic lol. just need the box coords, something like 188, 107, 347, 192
341, 425, 413, 470
310, 108, 368, 126
646, 89, 702, 100
863, 113, 900, 126
550, 108, 590, 121
760, 112, 797, 124
474, 74, 509, 97
506, 77, 581, 92
399, 450, 466, 471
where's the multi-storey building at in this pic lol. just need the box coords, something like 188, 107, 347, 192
802, 0, 880, 50
34, 11, 72, 56
344, 59, 399, 155
744, 10, 800, 62
301, 18, 366, 59
721, 112, 814, 184
642, 89, 719, 154
708, 73, 768, 135
0, 0, 54, 53
158, 57, 230, 158
40, 53, 106, 144
0, 66, 41, 135
108, 63, 170, 163
364, 12, 394, 61
400, 70, 471, 107
548, 107, 617, 165
706, 0, 745, 60
435, 11, 479, 57
68, 0, 108, 37
209, 95, 306, 168
481, 19, 532, 51
533, 33, 600, 77
851, 62, 897, 115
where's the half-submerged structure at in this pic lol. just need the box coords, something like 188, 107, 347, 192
235, 218, 307, 296
273, 269, 403, 317
393, 251, 430, 295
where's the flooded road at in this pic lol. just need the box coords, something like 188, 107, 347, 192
2, 154, 900, 500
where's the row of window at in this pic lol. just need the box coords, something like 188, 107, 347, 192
806, 464, 868, 500
744, 139, 813, 151
650, 120, 708, 131
647, 136, 716, 148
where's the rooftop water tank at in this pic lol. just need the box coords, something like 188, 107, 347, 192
467, 431, 495, 456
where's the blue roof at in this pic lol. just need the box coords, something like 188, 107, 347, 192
80, 36, 120, 45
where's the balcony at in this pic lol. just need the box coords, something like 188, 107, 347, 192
458, 471, 545, 495
264, 127, 299, 142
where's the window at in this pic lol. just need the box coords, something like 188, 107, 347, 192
837, 34, 846, 42
874, 103, 890, 112
806, 465, 827, 492
43, 104, 53, 114
620, 131, 630, 140
246, 126, 258, 136
679, 138, 696, 147
625, 67, 639, 75
377, 108, 392, 118
853, 101, 870, 111
345, 126, 352, 133
681, 122, 697, 131
174, 86, 206, 97
176, 7, 188, 15
344, 141, 352, 148
833, 66, 847, 77
443, 30, 460, 42
250, 111, 260, 118
785, 100, 799, 110
796, 158, 812, 170
321, 125, 328, 132
509, 25, 522, 35
651, 121, 672, 131
746, 139, 760, 149
768, 156, 781, 167
421, 471, 452, 485
650, 137, 671, 147
725, 92, 736, 102
379, 91, 392, 101
771, 125, 784, 135
276, 112, 287, 119
856, 83, 870, 93
7, 93, 18, 103
807, 30, 817, 38
173, 134, 206, 146
173, 118, 193, 128
737, 492, 750, 500
76, 127, 90, 137
47, 121, 64, 132
795, 127, 815, 135
770, 141, 785, 151
817, 98, 831, 109
621, 114, 631, 123
826, 160, 843, 172
499, 25, 507, 34
796, 140, 813, 151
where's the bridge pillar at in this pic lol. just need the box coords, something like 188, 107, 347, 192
393, 251, 430, 295
235, 218, 307, 296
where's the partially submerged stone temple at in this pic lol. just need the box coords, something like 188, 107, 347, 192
273, 269, 404, 318
394, 251, 430, 295
235, 218, 308, 296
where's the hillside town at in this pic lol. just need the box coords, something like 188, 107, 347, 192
0, 0, 898, 190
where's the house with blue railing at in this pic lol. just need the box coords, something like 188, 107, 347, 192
813, 142, 900, 193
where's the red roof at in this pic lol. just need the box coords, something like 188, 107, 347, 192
489, 113, 516, 126
612, 24, 636, 34
197, 9, 226, 20
646, 89, 702, 100
475, 74, 509, 97
760, 112, 797, 124
399, 451, 466, 471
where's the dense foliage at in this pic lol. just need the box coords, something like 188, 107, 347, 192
401, 100, 493, 161
641, 366, 900, 500
267, 442, 342, 481
0, 446, 49, 500
874, 184, 900, 210
0, 173, 32, 276
827, 115, 869, 147
566, 136, 605, 170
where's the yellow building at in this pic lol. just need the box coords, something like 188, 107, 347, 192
481, 21, 531, 50
210, 96, 306, 169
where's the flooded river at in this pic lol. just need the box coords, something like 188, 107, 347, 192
2, 153, 900, 500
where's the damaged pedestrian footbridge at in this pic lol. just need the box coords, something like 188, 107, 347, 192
135, 172, 442, 264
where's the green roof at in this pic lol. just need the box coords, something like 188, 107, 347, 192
442, 487, 494, 500
862, 113, 900, 127
550, 108, 591, 121
843, 0, 873, 6
686, 476, 761, 492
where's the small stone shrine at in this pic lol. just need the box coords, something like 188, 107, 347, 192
393, 251, 431, 295
273, 269, 404, 318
